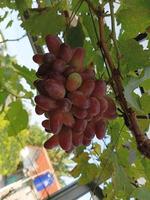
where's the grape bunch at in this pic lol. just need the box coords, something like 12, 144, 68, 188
33, 35, 117, 152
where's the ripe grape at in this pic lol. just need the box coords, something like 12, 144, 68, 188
33, 54, 43, 64
45, 35, 62, 55
62, 112, 75, 127
42, 119, 50, 130
34, 95, 57, 111
73, 119, 87, 132
79, 79, 95, 97
103, 96, 117, 119
44, 79, 66, 99
58, 43, 72, 63
70, 47, 85, 71
88, 97, 100, 116
98, 97, 108, 113
44, 135, 59, 149
52, 59, 66, 73
80, 68, 95, 80
50, 111, 63, 134
35, 105, 44, 115
92, 80, 106, 99
66, 72, 82, 92
36, 63, 50, 78
57, 98, 72, 112
82, 136, 91, 146
48, 71, 66, 84
59, 127, 72, 151
84, 122, 95, 139
68, 91, 90, 109
72, 133, 83, 146
95, 119, 106, 139
43, 53, 55, 64
72, 106, 87, 119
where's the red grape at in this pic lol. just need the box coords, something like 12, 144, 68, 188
58, 43, 73, 63
79, 79, 95, 97
52, 59, 66, 73
103, 96, 117, 119
88, 97, 100, 116
45, 35, 62, 55
98, 97, 108, 113
70, 47, 85, 71
68, 91, 90, 109
59, 127, 72, 151
84, 122, 95, 139
92, 80, 106, 99
44, 135, 59, 149
44, 79, 66, 99
34, 95, 57, 111
50, 111, 63, 134
72, 133, 83, 146
95, 119, 106, 139
42, 119, 50, 130
73, 119, 87, 132
35, 105, 44, 115
43, 53, 55, 63
82, 136, 91, 146
72, 106, 87, 119
57, 98, 72, 112
33, 54, 43, 64
62, 112, 75, 127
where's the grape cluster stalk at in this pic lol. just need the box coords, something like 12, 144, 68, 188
33, 35, 117, 152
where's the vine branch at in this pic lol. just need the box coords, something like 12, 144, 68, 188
84, 0, 150, 158
0, 34, 26, 43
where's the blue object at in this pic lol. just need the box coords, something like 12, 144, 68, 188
33, 172, 54, 191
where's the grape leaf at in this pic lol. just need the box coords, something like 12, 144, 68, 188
65, 21, 85, 48
4, 100, 28, 136
119, 39, 150, 73
21, 7, 65, 36
124, 67, 150, 111
132, 187, 150, 200
116, 0, 150, 38
12, 63, 36, 89
140, 94, 150, 113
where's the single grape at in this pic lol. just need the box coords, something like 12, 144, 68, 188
36, 63, 50, 78
43, 53, 55, 63
33, 54, 43, 64
80, 68, 95, 80
72, 106, 87, 119
58, 43, 73, 63
57, 98, 72, 112
45, 35, 62, 56
50, 110, 63, 134
44, 79, 66, 100
103, 96, 117, 119
52, 59, 66, 73
84, 122, 95, 139
42, 119, 50, 130
59, 127, 72, 151
72, 133, 83, 146
44, 135, 59, 149
66, 72, 82, 92
34, 79, 47, 96
35, 105, 44, 115
95, 119, 106, 139
48, 71, 66, 84
63, 66, 76, 77
73, 119, 87, 132
68, 91, 90, 109
34, 95, 57, 111
82, 136, 91, 146
79, 79, 95, 97
98, 97, 108, 113
70, 47, 85, 71
62, 112, 75, 127
88, 97, 100, 116
92, 80, 106, 99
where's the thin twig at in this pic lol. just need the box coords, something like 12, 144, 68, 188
0, 34, 26, 43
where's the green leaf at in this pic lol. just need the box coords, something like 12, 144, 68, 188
4, 100, 28, 136
119, 39, 150, 73
65, 21, 85, 48
0, 90, 8, 105
124, 67, 150, 111
70, 152, 99, 184
116, 0, 150, 38
12, 63, 36, 89
21, 8, 65, 36
140, 94, 150, 113
132, 187, 150, 200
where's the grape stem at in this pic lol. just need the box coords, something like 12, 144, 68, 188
84, 0, 150, 159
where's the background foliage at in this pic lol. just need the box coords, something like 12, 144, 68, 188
0, 0, 150, 199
